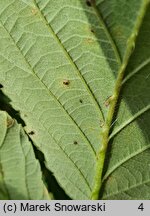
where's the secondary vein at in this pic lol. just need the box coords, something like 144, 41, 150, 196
33, 0, 105, 121
109, 104, 150, 140
92, 1, 122, 66
0, 22, 94, 191
102, 145, 150, 182
122, 58, 150, 84
91, 0, 149, 199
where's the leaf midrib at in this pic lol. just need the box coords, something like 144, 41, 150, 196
91, 0, 149, 199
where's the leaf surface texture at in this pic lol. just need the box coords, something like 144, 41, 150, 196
0, 111, 50, 199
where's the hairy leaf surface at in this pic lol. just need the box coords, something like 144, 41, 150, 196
101, 6, 150, 199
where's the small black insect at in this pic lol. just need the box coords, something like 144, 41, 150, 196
28, 131, 35, 135
74, 141, 78, 145
79, 99, 83, 104
63, 79, 70, 86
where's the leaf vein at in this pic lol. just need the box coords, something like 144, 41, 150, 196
33, 0, 105, 121
103, 177, 150, 199
109, 104, 150, 140
0, 20, 97, 156
0, 21, 95, 192
122, 58, 150, 84
103, 145, 150, 181
92, 2, 122, 65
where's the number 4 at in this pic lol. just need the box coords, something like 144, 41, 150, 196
138, 203, 144, 211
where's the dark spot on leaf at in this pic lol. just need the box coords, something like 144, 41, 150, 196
79, 99, 83, 104
7, 118, 14, 128
104, 100, 109, 107
63, 79, 70, 86
74, 141, 78, 145
86, 0, 95, 7
31, 8, 38, 15
104, 95, 112, 107
107, 176, 114, 183
86, 38, 94, 43
0, 84, 3, 88
28, 131, 35, 135
86, 0, 92, 6
100, 120, 104, 128
91, 29, 95, 33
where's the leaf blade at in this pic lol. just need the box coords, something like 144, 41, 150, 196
102, 3, 150, 199
0, 111, 50, 200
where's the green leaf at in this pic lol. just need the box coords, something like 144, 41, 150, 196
0, 111, 50, 199
96, 0, 149, 59
0, 0, 149, 199
101, 5, 150, 199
